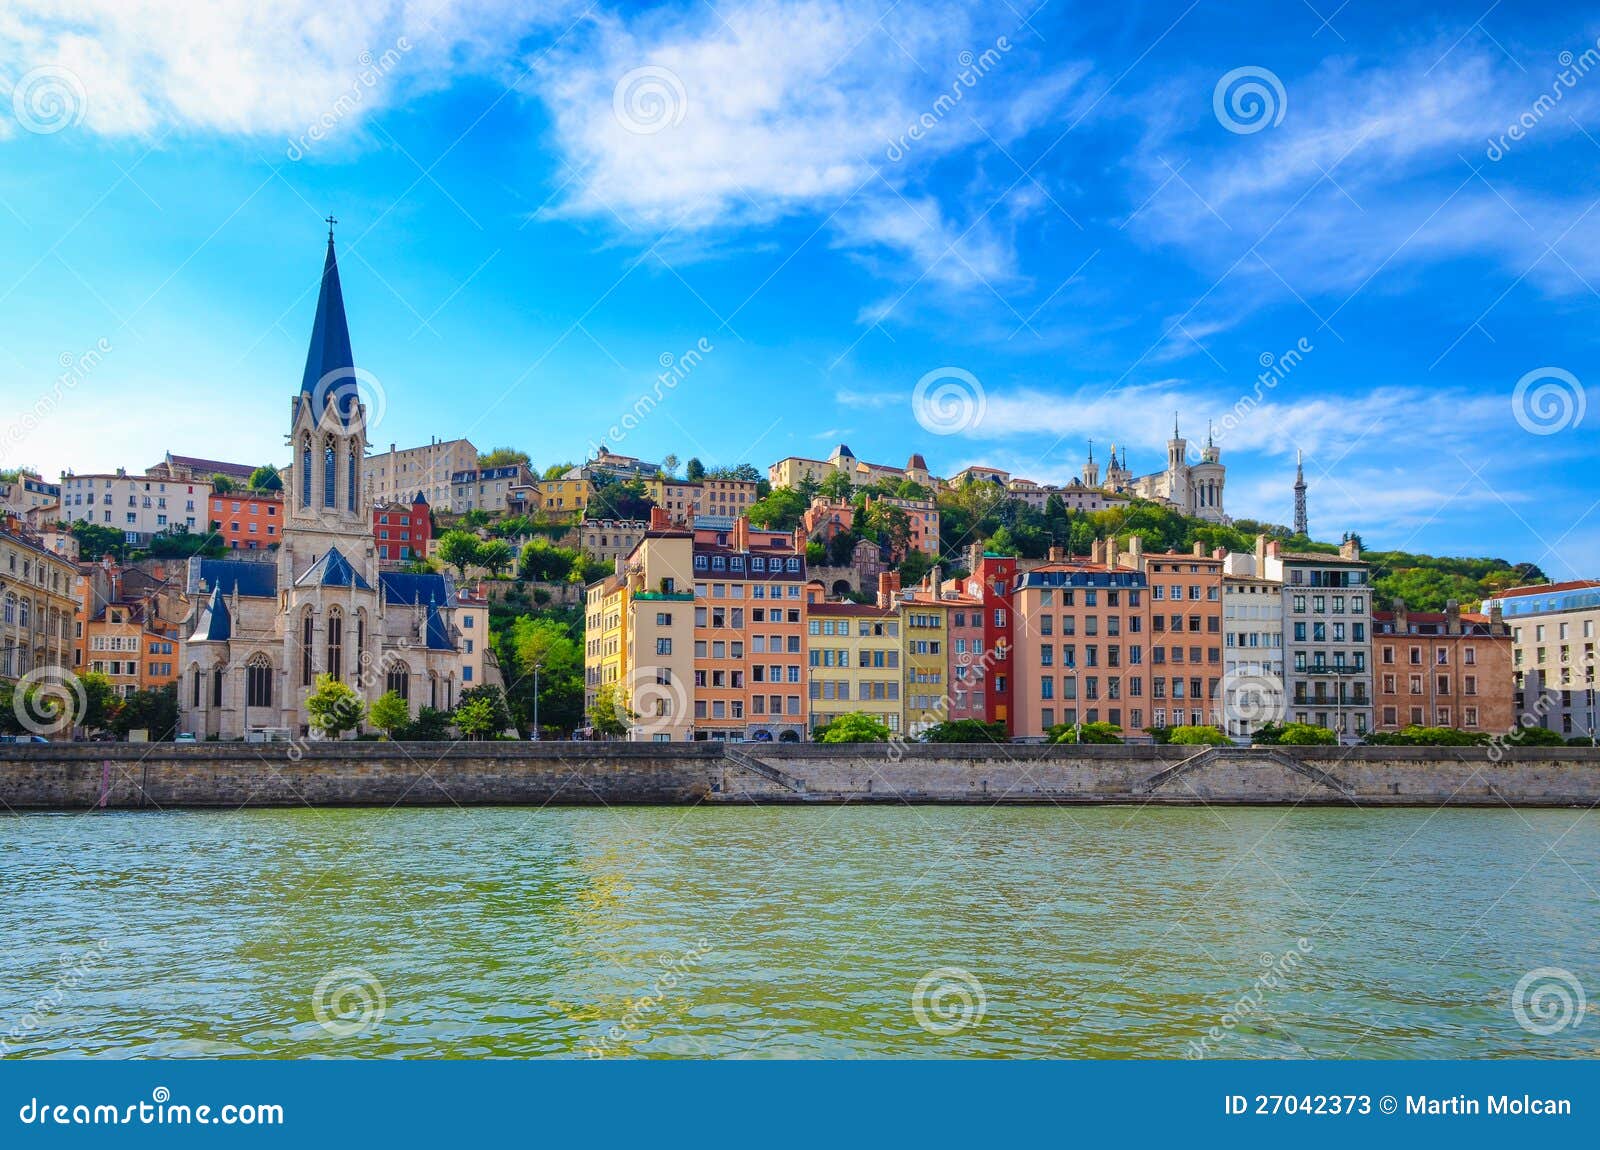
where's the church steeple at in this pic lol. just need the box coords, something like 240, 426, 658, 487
298, 218, 359, 428
1082, 439, 1099, 487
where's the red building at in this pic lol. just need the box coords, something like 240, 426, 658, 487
208, 489, 282, 551
375, 492, 431, 562
958, 546, 1016, 733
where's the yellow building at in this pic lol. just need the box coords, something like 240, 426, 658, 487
804, 594, 902, 733
1, 517, 79, 696
901, 596, 950, 736
540, 476, 593, 515
585, 573, 627, 718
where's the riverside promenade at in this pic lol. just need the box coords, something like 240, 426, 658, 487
2, 742, 1598, 808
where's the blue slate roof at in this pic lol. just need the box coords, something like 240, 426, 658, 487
380, 571, 456, 608
425, 602, 454, 651
190, 557, 278, 598
296, 234, 361, 427
190, 585, 231, 642
294, 546, 371, 589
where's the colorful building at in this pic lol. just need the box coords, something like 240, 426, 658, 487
209, 489, 283, 551
374, 494, 431, 562
1, 517, 78, 692
804, 590, 902, 734
1482, 581, 1600, 739
1372, 600, 1514, 733
58, 471, 207, 543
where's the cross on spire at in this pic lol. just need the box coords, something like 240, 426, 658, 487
325, 214, 338, 241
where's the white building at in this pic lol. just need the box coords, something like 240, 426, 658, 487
57, 471, 208, 543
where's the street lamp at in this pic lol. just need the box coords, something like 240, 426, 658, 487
530, 662, 542, 740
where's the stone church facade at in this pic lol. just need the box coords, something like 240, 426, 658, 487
179, 230, 480, 739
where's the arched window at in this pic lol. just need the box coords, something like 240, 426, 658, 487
429, 672, 438, 709
246, 656, 273, 708
18, 599, 29, 628
301, 439, 313, 507
301, 613, 314, 686
348, 447, 358, 513
326, 609, 343, 681
211, 666, 225, 707
354, 611, 365, 671
386, 661, 410, 701
323, 439, 336, 508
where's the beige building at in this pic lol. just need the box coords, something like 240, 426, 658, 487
578, 518, 650, 567
1220, 573, 1285, 739
58, 470, 208, 543
450, 464, 536, 513
769, 445, 936, 491
366, 437, 477, 508
1, 516, 78, 697
1482, 580, 1600, 738
1, 471, 61, 520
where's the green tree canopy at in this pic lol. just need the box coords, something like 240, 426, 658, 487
437, 530, 482, 578
921, 719, 1008, 743
305, 674, 365, 737
814, 713, 893, 743
248, 465, 283, 491
369, 691, 411, 738
479, 447, 531, 468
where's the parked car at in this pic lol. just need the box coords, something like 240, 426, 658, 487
174, 732, 198, 743
0, 734, 49, 743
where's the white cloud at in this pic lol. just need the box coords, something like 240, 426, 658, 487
0, 1, 573, 141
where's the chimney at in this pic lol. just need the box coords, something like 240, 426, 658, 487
1339, 536, 1361, 561
1129, 535, 1143, 568
1266, 539, 1281, 559
877, 571, 901, 608
1254, 533, 1266, 569
1212, 546, 1227, 560
1393, 597, 1408, 635
1192, 540, 1204, 557
929, 564, 942, 593
1048, 545, 1063, 562
1091, 539, 1105, 565
649, 506, 670, 530
733, 515, 749, 553
1445, 598, 1461, 635
969, 541, 983, 573
1489, 601, 1505, 634
1107, 536, 1120, 570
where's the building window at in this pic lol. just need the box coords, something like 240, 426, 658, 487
246, 659, 272, 708
302, 441, 312, 507
386, 663, 410, 700
323, 441, 336, 508
302, 614, 314, 686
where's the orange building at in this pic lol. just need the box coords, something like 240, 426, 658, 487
208, 489, 282, 551
690, 515, 809, 740
1010, 558, 1149, 738
1373, 600, 1514, 733
73, 559, 184, 695
1138, 544, 1226, 730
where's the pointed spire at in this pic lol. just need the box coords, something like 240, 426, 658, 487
1173, 411, 1180, 439
1086, 438, 1094, 463
1207, 420, 1214, 447
299, 221, 358, 427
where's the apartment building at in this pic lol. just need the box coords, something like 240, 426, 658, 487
1475, 581, 1599, 736
864, 493, 940, 557
1372, 600, 1514, 733
1220, 573, 1285, 739
374, 494, 431, 562
804, 593, 903, 733
1010, 557, 1149, 739
450, 464, 536, 513
209, 489, 283, 551
365, 438, 477, 507
697, 477, 760, 519
1139, 544, 1225, 731
0, 470, 61, 519
690, 516, 809, 740
58, 471, 207, 543
147, 454, 256, 486
72, 558, 186, 695
0, 517, 78, 689
578, 518, 649, 567
1261, 539, 1372, 738
768, 446, 936, 491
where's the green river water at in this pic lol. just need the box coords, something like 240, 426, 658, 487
2, 806, 1596, 1058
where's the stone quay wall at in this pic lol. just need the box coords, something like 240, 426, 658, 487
1, 742, 1597, 810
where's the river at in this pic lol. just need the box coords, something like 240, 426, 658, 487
2, 806, 1595, 1058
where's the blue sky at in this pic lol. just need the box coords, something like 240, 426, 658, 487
0, 0, 1596, 571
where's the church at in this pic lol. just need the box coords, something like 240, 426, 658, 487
1082, 417, 1229, 524
179, 226, 481, 739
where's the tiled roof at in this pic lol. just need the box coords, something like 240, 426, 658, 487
164, 454, 256, 480
191, 557, 278, 597
379, 571, 456, 608
1492, 580, 1595, 599
294, 546, 371, 590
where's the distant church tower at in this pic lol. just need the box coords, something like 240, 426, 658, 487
1293, 449, 1308, 536
1082, 440, 1099, 487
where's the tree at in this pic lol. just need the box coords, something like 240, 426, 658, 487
661, 453, 679, 477
1255, 721, 1337, 746
1049, 721, 1124, 744
396, 706, 452, 741
369, 691, 411, 739
460, 508, 491, 530
588, 683, 633, 738
437, 530, 482, 578
248, 465, 283, 491
1364, 726, 1487, 746
518, 538, 576, 582
1502, 723, 1567, 748
109, 684, 178, 740
502, 616, 585, 735
209, 473, 236, 494
70, 522, 128, 562
75, 671, 118, 732
684, 458, 706, 482
1169, 724, 1231, 746
746, 486, 808, 530
477, 539, 513, 577
818, 471, 854, 502
815, 713, 892, 743
457, 684, 512, 735
479, 447, 531, 468
919, 718, 1007, 743
453, 696, 499, 740
305, 674, 365, 737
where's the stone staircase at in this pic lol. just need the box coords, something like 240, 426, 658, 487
718, 746, 808, 799
1137, 745, 1357, 800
